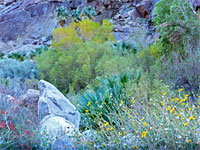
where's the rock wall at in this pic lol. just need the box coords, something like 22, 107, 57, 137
0, 0, 199, 54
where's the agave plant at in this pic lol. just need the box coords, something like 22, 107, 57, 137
55, 6, 69, 27
77, 70, 141, 129
55, 6, 69, 20
111, 41, 137, 56
70, 9, 81, 22
82, 6, 96, 19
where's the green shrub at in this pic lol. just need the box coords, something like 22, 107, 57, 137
0, 59, 38, 97
83, 6, 96, 19
7, 52, 26, 61
37, 18, 116, 93
0, 59, 37, 80
111, 41, 137, 56
152, 0, 200, 56
29, 46, 48, 59
0, 52, 4, 59
37, 42, 112, 93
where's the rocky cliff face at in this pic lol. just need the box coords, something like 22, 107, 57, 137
0, 0, 199, 54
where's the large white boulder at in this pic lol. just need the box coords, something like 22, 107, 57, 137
38, 80, 80, 129
39, 115, 77, 149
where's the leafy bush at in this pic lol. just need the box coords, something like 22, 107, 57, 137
38, 41, 131, 93
7, 52, 26, 61
0, 59, 38, 97
152, 0, 200, 56
0, 52, 4, 59
37, 18, 116, 93
29, 46, 48, 59
0, 59, 37, 80
51, 19, 114, 49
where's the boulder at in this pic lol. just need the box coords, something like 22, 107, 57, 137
38, 80, 80, 129
39, 115, 77, 149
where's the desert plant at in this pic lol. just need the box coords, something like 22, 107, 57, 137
111, 41, 137, 56
70, 9, 81, 22
0, 94, 51, 149
7, 52, 26, 61
29, 46, 48, 59
74, 80, 200, 149
152, 0, 200, 57
0, 59, 37, 80
55, 6, 69, 20
82, 6, 96, 19
76, 70, 141, 129
37, 42, 113, 93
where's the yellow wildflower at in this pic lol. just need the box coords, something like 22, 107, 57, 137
104, 122, 109, 126
178, 114, 182, 117
87, 102, 91, 107
189, 116, 195, 120
133, 145, 137, 149
85, 141, 88, 145
144, 122, 147, 127
85, 110, 88, 113
90, 142, 93, 145
188, 139, 192, 143
183, 122, 188, 126
195, 131, 199, 133
170, 107, 175, 113
102, 144, 105, 146
119, 132, 122, 136
163, 92, 167, 95
141, 131, 147, 138
189, 107, 192, 111
179, 89, 183, 92
110, 127, 113, 131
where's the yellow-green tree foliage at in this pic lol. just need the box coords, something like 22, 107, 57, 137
37, 19, 121, 93
51, 19, 115, 49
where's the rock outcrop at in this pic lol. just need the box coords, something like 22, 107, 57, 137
0, 0, 68, 54
0, 0, 199, 54
39, 115, 77, 149
38, 80, 80, 129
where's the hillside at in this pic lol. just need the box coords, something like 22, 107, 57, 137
0, 0, 200, 149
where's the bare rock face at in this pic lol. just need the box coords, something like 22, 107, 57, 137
0, 0, 68, 54
38, 80, 80, 129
